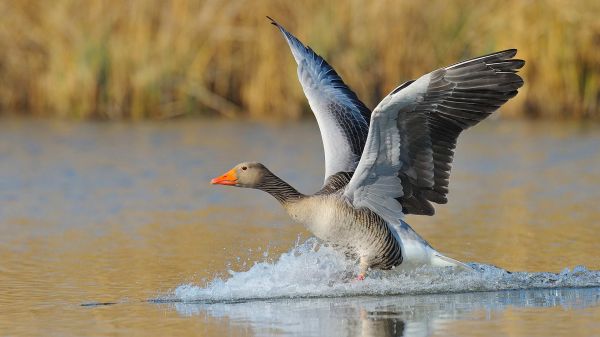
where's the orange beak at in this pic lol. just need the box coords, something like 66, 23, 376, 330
210, 168, 238, 186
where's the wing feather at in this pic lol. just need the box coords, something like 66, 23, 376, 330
269, 17, 371, 181
344, 50, 525, 218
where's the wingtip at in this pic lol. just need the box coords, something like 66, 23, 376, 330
266, 17, 297, 46
489, 49, 518, 60
266, 16, 278, 27
514, 59, 526, 69
489, 49, 517, 59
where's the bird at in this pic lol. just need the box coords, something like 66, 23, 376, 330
211, 17, 524, 280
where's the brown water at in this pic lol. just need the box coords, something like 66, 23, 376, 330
0, 119, 599, 337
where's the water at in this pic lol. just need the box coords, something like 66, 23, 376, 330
168, 288, 600, 337
1, 118, 599, 336
164, 240, 600, 303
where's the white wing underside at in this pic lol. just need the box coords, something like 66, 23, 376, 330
270, 18, 371, 183
298, 60, 364, 178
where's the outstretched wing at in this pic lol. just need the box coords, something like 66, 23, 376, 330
344, 49, 525, 220
269, 17, 371, 182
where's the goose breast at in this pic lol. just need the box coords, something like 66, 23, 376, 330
286, 195, 402, 269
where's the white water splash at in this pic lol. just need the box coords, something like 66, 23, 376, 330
162, 238, 600, 303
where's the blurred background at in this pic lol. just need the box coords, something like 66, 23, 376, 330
1, 0, 599, 120
2, 2, 600, 336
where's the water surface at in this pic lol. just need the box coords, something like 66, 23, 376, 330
0, 119, 599, 336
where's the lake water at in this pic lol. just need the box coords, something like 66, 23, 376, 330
1, 118, 599, 336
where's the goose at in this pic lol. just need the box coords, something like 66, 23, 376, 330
211, 18, 524, 280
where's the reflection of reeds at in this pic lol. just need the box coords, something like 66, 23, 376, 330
0, 0, 598, 119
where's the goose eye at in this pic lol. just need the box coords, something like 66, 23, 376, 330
241, 166, 247, 171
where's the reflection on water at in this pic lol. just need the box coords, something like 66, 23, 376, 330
1, 118, 599, 336
169, 288, 600, 337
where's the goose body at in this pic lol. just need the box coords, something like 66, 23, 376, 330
286, 193, 404, 271
211, 18, 524, 279
285, 193, 458, 272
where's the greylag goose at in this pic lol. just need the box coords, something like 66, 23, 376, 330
211, 18, 524, 280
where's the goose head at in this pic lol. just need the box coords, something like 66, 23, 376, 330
210, 162, 269, 188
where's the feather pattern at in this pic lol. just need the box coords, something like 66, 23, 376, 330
269, 17, 371, 181
345, 49, 524, 216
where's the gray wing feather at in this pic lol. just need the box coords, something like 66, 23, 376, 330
344, 105, 406, 223
269, 17, 371, 181
345, 49, 525, 218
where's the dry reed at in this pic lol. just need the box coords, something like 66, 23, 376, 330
0, 0, 599, 119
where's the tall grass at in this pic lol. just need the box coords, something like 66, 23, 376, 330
0, 0, 598, 119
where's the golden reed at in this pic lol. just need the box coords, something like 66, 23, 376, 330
0, 0, 598, 119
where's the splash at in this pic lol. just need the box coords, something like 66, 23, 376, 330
160, 238, 600, 303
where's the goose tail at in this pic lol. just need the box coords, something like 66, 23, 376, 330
430, 251, 473, 271
391, 220, 473, 272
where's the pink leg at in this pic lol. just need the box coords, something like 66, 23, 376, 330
356, 257, 368, 280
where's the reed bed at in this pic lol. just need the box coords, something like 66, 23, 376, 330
0, 0, 598, 120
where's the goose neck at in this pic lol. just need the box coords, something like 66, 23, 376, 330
256, 172, 304, 204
